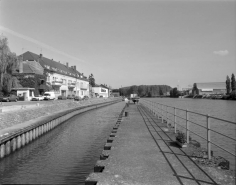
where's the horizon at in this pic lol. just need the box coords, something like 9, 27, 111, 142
0, 0, 235, 89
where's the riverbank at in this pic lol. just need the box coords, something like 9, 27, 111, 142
86, 103, 235, 185
0, 98, 118, 131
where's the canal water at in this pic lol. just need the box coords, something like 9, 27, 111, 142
145, 98, 236, 170
0, 102, 125, 184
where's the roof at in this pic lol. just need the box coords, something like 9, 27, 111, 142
20, 51, 88, 81
196, 82, 226, 90
22, 60, 44, 75
100, 84, 109, 89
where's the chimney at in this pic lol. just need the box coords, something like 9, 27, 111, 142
39, 54, 43, 58
66, 62, 69, 67
74, 65, 76, 70
19, 61, 23, 73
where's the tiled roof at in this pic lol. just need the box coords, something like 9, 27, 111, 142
196, 82, 225, 89
20, 51, 88, 81
22, 60, 44, 75
100, 84, 110, 89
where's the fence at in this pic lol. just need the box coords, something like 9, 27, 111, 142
140, 99, 236, 161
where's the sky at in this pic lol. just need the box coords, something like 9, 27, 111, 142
0, 0, 235, 89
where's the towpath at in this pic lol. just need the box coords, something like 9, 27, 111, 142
86, 103, 235, 185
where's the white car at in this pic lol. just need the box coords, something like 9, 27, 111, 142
43, 92, 55, 100
31, 95, 44, 101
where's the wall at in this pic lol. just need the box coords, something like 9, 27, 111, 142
0, 99, 121, 159
47, 72, 89, 98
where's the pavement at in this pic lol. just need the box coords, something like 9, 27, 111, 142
86, 103, 236, 185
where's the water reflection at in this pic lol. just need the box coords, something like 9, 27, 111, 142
0, 102, 125, 184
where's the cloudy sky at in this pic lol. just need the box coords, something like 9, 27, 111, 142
0, 0, 235, 89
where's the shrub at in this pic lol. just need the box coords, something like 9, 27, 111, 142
176, 132, 192, 143
230, 90, 236, 100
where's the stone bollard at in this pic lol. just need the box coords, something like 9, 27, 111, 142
125, 112, 129, 117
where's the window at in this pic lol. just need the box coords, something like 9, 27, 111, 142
47, 76, 50, 82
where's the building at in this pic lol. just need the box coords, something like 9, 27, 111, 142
92, 84, 110, 97
193, 82, 226, 95
20, 51, 89, 98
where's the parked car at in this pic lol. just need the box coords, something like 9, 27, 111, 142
31, 95, 44, 101
74, 96, 82, 101
0, 95, 19, 102
58, 95, 67, 100
43, 92, 55, 100
67, 95, 74, 99
83, 96, 89, 100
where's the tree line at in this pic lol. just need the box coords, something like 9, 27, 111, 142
118, 85, 172, 97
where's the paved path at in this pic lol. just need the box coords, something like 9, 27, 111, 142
86, 103, 235, 185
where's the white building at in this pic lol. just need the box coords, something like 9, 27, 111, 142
21, 51, 89, 98
92, 84, 110, 97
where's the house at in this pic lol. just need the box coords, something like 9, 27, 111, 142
92, 84, 110, 97
193, 82, 226, 95
12, 59, 45, 100
19, 51, 89, 98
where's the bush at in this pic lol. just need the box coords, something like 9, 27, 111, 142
176, 132, 187, 143
230, 90, 236, 100
176, 131, 192, 143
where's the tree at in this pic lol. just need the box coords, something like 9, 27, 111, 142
89, 73, 95, 87
192, 83, 199, 96
0, 37, 10, 87
231, 73, 236, 91
0, 36, 20, 95
173, 87, 180, 97
159, 88, 163, 96
226, 75, 231, 95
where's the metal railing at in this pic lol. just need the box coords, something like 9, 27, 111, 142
140, 99, 236, 160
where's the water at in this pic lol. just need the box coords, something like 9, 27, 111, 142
143, 98, 236, 170
0, 102, 125, 184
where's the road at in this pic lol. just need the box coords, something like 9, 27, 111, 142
0, 99, 74, 107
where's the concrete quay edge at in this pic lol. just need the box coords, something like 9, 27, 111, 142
0, 99, 121, 144
0, 99, 122, 159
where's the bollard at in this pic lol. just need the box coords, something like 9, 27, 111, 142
125, 112, 129, 117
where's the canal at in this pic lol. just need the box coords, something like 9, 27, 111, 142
0, 102, 125, 184
144, 98, 236, 170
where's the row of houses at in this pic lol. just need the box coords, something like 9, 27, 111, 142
12, 51, 111, 100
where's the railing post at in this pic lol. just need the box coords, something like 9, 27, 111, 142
207, 114, 211, 160
166, 106, 168, 126
174, 107, 176, 133
161, 104, 163, 123
152, 102, 155, 114
186, 109, 189, 143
